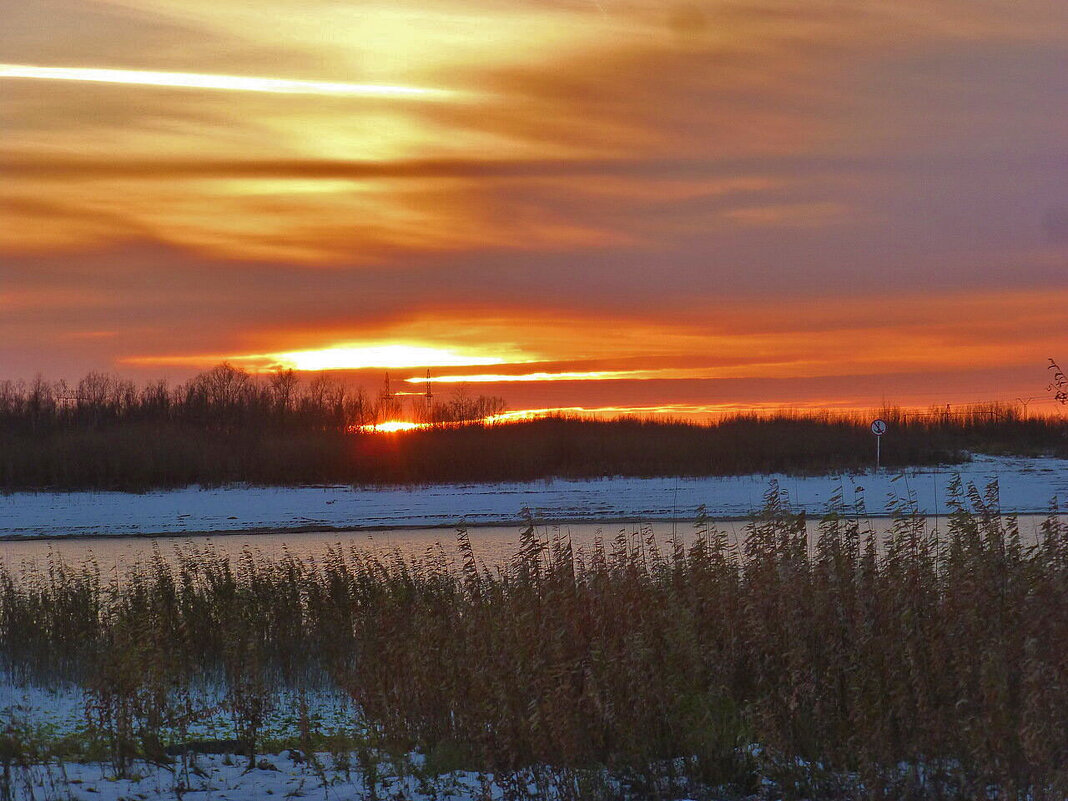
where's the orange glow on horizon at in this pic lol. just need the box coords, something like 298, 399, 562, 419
271, 344, 521, 371
365, 420, 424, 433
407, 370, 648, 384
484, 402, 874, 423
354, 399, 1063, 434
6, 0, 1067, 411
122, 343, 532, 372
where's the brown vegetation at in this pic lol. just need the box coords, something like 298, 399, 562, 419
1, 366, 1066, 490
1, 485, 1065, 798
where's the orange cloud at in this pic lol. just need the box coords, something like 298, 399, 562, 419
3, 0, 1067, 412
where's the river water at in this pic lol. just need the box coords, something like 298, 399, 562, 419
0, 514, 1057, 574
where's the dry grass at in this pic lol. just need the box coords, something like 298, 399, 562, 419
1, 482, 1066, 798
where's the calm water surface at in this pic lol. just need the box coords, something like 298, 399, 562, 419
0, 515, 1056, 573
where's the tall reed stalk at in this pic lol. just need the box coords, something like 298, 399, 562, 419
0, 482, 1064, 798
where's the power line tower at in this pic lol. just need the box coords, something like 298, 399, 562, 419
377, 372, 398, 422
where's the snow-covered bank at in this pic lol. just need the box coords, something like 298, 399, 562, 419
2, 681, 696, 801
1, 753, 709, 801
3, 753, 464, 801
1, 455, 1064, 539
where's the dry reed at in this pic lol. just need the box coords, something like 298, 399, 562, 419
0, 482, 1065, 798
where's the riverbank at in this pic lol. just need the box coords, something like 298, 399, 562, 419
2, 454, 1064, 539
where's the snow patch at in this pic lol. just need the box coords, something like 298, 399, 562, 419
1, 455, 1064, 539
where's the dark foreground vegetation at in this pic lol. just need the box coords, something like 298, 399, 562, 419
1, 366, 1067, 490
1, 483, 1065, 799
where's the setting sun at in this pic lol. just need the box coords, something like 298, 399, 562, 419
271, 344, 523, 372
365, 420, 424, 433
121, 343, 530, 372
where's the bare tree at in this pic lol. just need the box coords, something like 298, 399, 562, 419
1048, 358, 1067, 405
345, 387, 372, 430
269, 369, 300, 420
139, 379, 171, 419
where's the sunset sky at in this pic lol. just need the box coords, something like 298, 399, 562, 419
3, 0, 1067, 416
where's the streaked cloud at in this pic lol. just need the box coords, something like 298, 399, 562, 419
2, 0, 1066, 410
0, 64, 462, 100
412, 371, 649, 384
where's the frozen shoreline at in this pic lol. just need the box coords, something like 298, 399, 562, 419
1, 454, 1065, 539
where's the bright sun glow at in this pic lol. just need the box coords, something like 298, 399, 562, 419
366, 420, 424, 433
485, 402, 860, 423
273, 344, 516, 371
0, 64, 458, 101
119, 342, 532, 372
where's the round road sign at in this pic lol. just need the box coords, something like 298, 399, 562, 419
871, 419, 887, 436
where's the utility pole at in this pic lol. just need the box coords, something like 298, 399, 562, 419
871, 418, 887, 472
378, 372, 396, 422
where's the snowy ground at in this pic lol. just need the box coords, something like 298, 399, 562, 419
1, 683, 714, 801
3, 751, 595, 801
1, 455, 1065, 539
3, 457, 1062, 799
0, 682, 357, 757
2, 682, 698, 801
0, 683, 514, 801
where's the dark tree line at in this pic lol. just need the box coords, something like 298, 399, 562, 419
0, 365, 508, 490
1, 367, 1066, 490
0, 364, 502, 435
